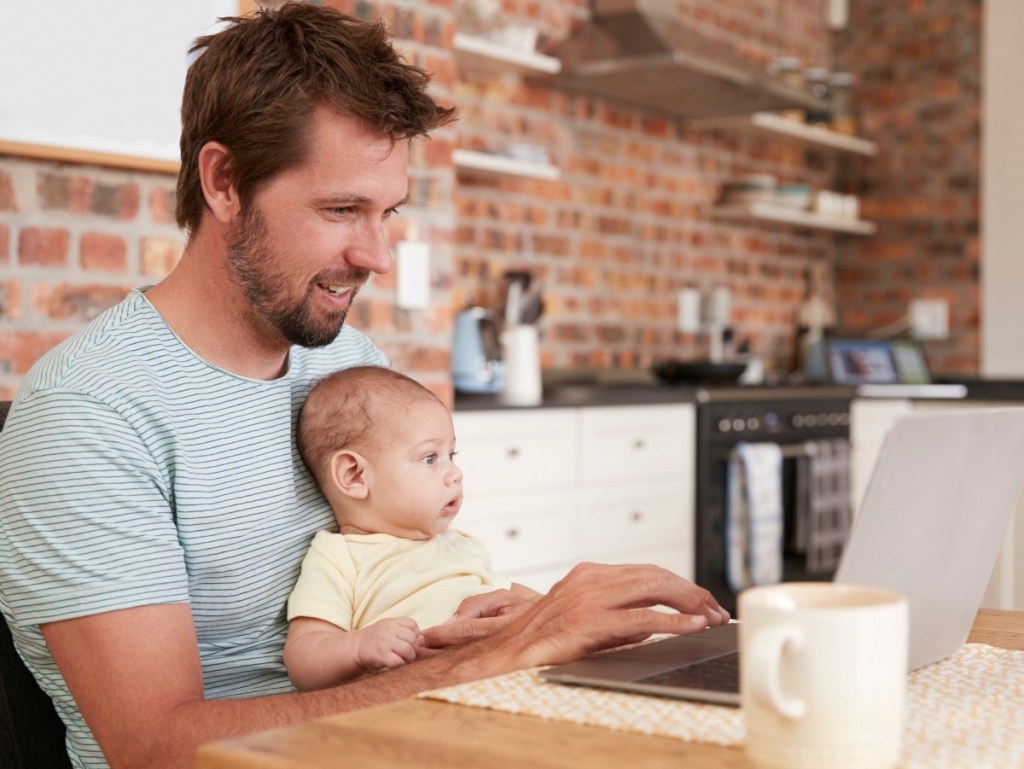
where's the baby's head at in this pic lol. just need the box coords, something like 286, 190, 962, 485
298, 366, 463, 539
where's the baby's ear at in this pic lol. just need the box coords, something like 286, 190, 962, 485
329, 450, 369, 500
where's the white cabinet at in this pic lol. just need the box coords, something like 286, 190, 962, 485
850, 398, 913, 513
454, 404, 695, 593
850, 398, 1024, 611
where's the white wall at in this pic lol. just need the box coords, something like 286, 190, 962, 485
981, 0, 1024, 375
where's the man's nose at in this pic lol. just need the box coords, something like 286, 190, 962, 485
347, 219, 394, 274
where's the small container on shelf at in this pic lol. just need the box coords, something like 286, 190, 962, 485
718, 174, 777, 205
803, 67, 832, 129
768, 56, 804, 123
828, 72, 857, 136
773, 183, 813, 210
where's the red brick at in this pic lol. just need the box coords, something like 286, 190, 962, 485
0, 281, 23, 321
19, 228, 69, 267
422, 135, 453, 168
81, 232, 129, 272
0, 331, 70, 375
38, 174, 93, 214
148, 187, 177, 225
0, 171, 16, 212
31, 283, 132, 322
0, 223, 8, 265
140, 237, 184, 276
91, 182, 140, 220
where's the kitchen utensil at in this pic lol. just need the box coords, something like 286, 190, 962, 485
651, 359, 747, 385
518, 286, 545, 325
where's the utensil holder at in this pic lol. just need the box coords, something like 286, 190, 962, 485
500, 325, 542, 406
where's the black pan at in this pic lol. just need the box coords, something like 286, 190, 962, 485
651, 360, 746, 385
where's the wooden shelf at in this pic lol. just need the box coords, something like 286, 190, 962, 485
452, 33, 561, 75
453, 149, 561, 181
692, 112, 878, 156
713, 202, 877, 235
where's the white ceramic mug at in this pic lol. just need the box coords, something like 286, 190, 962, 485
739, 583, 908, 769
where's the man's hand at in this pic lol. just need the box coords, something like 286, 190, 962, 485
421, 585, 540, 650
354, 617, 421, 671
470, 562, 730, 670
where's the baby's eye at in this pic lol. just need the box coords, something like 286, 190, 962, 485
421, 453, 438, 465
449, 451, 458, 462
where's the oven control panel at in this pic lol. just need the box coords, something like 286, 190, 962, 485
704, 398, 852, 444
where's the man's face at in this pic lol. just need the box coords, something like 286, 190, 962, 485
226, 107, 409, 348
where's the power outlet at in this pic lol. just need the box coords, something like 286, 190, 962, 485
676, 288, 701, 333
909, 298, 949, 340
395, 241, 430, 310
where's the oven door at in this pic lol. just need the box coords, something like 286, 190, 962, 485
694, 395, 852, 615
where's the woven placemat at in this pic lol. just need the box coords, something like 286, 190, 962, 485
421, 643, 1024, 768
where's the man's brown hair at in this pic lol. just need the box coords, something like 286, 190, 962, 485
176, 2, 456, 235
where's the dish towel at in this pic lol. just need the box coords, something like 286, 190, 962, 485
726, 442, 784, 591
793, 439, 853, 573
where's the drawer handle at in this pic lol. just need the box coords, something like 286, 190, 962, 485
506, 446, 521, 459
629, 511, 644, 523
632, 438, 646, 450
505, 527, 520, 540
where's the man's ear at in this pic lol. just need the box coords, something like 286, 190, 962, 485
329, 449, 369, 500
197, 141, 241, 224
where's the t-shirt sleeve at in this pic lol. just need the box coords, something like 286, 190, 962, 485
286, 532, 356, 630
0, 390, 189, 626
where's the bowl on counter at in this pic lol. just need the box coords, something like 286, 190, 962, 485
651, 359, 747, 385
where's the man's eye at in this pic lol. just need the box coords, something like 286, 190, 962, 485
383, 207, 401, 219
330, 207, 354, 216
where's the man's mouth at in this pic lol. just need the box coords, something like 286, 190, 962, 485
319, 283, 352, 297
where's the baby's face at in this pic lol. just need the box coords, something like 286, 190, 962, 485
354, 397, 463, 539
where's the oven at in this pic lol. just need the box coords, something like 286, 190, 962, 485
694, 387, 854, 615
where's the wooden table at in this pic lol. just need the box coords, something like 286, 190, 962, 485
197, 609, 1023, 769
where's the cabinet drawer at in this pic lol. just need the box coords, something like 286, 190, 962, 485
457, 489, 574, 573
454, 409, 576, 494
578, 404, 694, 483
575, 481, 690, 558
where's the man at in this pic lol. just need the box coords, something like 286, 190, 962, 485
0, 5, 727, 769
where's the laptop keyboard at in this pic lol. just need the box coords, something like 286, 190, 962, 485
636, 652, 740, 694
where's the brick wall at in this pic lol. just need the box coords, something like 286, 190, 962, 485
0, 0, 981, 401
0, 159, 183, 399
833, 0, 981, 374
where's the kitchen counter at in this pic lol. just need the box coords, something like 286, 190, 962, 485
455, 375, 1024, 412
934, 376, 1024, 401
454, 382, 700, 411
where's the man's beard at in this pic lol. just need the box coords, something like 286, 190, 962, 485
226, 206, 369, 348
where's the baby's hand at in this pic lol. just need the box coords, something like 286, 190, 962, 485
354, 617, 422, 671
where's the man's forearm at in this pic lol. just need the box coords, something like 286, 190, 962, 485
138, 646, 502, 769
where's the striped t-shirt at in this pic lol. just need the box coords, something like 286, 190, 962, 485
0, 289, 387, 769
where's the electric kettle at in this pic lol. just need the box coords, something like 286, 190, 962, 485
452, 306, 504, 393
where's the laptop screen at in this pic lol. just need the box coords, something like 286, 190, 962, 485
826, 339, 931, 385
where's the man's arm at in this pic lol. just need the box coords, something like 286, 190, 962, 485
284, 616, 421, 691
42, 603, 486, 769
44, 561, 726, 769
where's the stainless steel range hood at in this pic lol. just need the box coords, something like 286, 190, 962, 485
554, 0, 826, 118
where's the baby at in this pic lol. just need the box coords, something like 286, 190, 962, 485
285, 366, 539, 690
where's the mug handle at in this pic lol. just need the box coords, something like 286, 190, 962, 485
747, 625, 807, 720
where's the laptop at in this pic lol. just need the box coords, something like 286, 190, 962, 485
540, 407, 1024, 705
